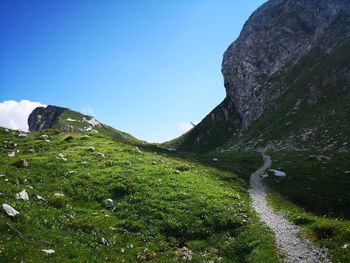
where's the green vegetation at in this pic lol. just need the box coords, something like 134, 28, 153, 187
264, 152, 350, 262
0, 128, 281, 262
58, 109, 144, 145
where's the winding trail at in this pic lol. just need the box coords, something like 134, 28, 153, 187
249, 154, 330, 263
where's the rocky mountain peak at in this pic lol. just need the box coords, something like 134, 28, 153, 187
222, 0, 348, 127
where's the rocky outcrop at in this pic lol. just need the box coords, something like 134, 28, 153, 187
177, 0, 350, 151
222, 0, 348, 127
28, 105, 68, 132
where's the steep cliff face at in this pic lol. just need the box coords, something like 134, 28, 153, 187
176, 0, 350, 152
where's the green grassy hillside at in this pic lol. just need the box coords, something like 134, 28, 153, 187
0, 128, 281, 262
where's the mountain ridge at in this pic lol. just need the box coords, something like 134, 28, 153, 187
174, 0, 350, 152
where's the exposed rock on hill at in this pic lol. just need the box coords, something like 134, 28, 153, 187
28, 105, 142, 145
28, 105, 68, 132
175, 0, 350, 152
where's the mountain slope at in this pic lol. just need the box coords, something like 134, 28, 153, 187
175, 0, 350, 152
0, 127, 282, 262
28, 105, 143, 145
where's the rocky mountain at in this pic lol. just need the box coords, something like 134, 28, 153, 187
28, 105, 142, 145
173, 0, 350, 152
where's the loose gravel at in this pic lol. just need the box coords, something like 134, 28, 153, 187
249, 154, 330, 263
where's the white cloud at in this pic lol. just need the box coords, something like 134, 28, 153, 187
0, 100, 46, 131
82, 106, 94, 115
177, 121, 198, 134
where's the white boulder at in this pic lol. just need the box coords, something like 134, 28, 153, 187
2, 204, 20, 217
16, 190, 29, 201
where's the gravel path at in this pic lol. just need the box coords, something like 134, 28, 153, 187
249, 154, 330, 263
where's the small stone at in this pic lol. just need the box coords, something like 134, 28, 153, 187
40, 134, 49, 139
134, 147, 141, 153
213, 158, 219, 162
87, 146, 95, 152
13, 159, 29, 168
8, 152, 16, 157
36, 195, 46, 201
342, 244, 349, 249
16, 190, 29, 201
103, 198, 114, 208
26, 149, 35, 154
2, 204, 20, 217
41, 249, 55, 254
101, 237, 109, 246
18, 133, 28, 138
96, 153, 105, 158
54, 193, 64, 197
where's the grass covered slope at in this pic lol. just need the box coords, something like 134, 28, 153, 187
29, 105, 143, 146
0, 128, 280, 262
264, 152, 350, 262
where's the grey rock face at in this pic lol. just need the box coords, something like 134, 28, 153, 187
222, 0, 348, 127
179, 0, 350, 151
28, 105, 68, 132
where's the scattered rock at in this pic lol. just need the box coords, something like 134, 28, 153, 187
101, 237, 109, 246
342, 244, 349, 249
87, 146, 95, 152
133, 147, 141, 153
58, 153, 67, 161
40, 134, 49, 139
269, 169, 286, 177
8, 152, 16, 157
152, 161, 157, 165
13, 159, 29, 168
3, 141, 17, 149
344, 171, 350, 174
176, 247, 193, 261
36, 195, 46, 201
54, 193, 64, 197
96, 153, 105, 158
18, 133, 28, 138
213, 158, 219, 162
2, 204, 20, 217
41, 249, 55, 255
26, 148, 35, 154
16, 190, 29, 201
103, 199, 114, 209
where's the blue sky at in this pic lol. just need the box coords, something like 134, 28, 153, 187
0, 0, 266, 142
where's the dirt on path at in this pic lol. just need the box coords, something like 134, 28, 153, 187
249, 154, 330, 263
